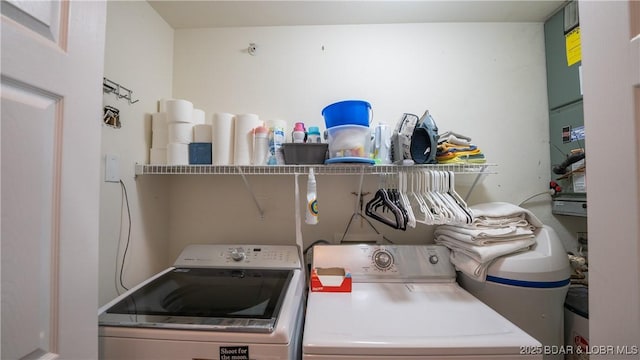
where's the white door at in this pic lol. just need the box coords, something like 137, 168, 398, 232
580, 0, 640, 354
1, 1, 106, 359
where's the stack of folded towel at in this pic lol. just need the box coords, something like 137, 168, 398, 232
436, 131, 486, 164
434, 202, 543, 281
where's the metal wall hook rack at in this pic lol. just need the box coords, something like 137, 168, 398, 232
103, 77, 139, 104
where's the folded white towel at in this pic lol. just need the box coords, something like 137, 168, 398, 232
448, 247, 532, 281
438, 131, 472, 144
435, 226, 535, 245
470, 202, 544, 228
434, 202, 542, 281
435, 234, 536, 281
468, 216, 531, 229
435, 234, 535, 263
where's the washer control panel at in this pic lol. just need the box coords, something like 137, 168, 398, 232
311, 244, 455, 282
174, 244, 301, 269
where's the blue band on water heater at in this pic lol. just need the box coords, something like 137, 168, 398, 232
486, 275, 571, 289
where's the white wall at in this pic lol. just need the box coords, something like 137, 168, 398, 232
99, 1, 174, 306
99, 13, 589, 304
164, 23, 585, 262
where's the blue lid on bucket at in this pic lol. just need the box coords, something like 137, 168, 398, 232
322, 100, 371, 128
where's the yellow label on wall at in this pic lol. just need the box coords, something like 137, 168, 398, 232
566, 27, 581, 66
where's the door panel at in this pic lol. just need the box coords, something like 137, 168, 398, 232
1, 0, 65, 45
1, 1, 106, 358
1, 80, 61, 359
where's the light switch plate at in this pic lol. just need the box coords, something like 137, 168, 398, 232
105, 154, 120, 182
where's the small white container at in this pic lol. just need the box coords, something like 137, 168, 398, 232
292, 130, 306, 143
327, 124, 371, 159
252, 126, 269, 165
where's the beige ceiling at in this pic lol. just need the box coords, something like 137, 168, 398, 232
147, 1, 567, 29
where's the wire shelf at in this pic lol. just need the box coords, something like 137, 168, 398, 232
135, 163, 496, 176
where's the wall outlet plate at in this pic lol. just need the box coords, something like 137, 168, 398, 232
105, 154, 120, 182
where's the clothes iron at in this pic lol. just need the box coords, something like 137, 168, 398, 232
410, 110, 439, 164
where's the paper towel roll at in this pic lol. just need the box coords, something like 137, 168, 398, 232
212, 112, 235, 165
234, 113, 262, 165
149, 147, 167, 164
168, 123, 193, 144
152, 128, 169, 149
152, 112, 168, 133
165, 99, 193, 123
193, 109, 205, 125
193, 124, 213, 143
167, 143, 189, 165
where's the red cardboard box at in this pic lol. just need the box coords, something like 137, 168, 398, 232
310, 267, 352, 292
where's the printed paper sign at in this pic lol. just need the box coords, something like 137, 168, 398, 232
565, 27, 582, 66
219, 346, 249, 360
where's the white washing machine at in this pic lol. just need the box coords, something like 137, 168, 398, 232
99, 244, 305, 360
303, 244, 542, 359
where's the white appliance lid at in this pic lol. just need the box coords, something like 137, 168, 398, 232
486, 226, 571, 285
303, 282, 540, 356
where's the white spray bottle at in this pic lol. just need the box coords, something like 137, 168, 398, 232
305, 168, 318, 225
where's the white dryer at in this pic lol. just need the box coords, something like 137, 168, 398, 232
99, 244, 305, 360
303, 244, 542, 359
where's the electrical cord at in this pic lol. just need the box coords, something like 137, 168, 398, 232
518, 190, 554, 206
118, 179, 131, 292
303, 239, 331, 255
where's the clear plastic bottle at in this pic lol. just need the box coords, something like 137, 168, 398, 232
292, 122, 307, 143
267, 120, 286, 165
307, 126, 321, 143
373, 122, 391, 164
305, 168, 318, 225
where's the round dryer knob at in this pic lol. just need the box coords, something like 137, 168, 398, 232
230, 248, 245, 261
429, 254, 439, 264
373, 250, 394, 270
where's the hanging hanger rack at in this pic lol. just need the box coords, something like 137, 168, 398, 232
103, 77, 139, 104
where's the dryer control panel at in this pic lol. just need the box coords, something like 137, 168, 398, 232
311, 245, 455, 283
174, 244, 301, 269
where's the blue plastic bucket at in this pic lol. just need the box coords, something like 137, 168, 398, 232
322, 100, 371, 128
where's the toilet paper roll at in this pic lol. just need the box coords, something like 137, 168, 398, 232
152, 128, 169, 149
152, 112, 168, 133
193, 109, 205, 125
158, 98, 174, 113
193, 124, 213, 143
165, 99, 194, 123
234, 113, 262, 165
167, 143, 189, 165
149, 147, 167, 164
168, 123, 193, 144
212, 112, 235, 165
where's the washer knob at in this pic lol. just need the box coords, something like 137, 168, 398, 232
429, 254, 439, 264
373, 250, 393, 270
231, 248, 245, 261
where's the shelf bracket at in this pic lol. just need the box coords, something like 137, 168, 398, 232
237, 167, 265, 220
463, 164, 488, 202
